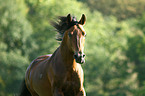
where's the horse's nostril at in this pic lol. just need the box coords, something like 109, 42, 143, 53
74, 54, 77, 59
83, 54, 85, 58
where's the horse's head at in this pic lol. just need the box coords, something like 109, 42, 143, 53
66, 14, 86, 64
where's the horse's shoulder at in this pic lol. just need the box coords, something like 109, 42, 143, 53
30, 54, 52, 70
35, 54, 52, 61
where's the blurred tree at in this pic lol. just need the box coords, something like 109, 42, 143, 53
0, 0, 35, 56
126, 13, 145, 95
0, 0, 33, 95
78, 0, 145, 20
84, 15, 138, 96
0, 51, 29, 96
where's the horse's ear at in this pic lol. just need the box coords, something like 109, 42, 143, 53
79, 14, 86, 25
67, 14, 72, 24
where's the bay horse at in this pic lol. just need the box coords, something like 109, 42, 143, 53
20, 14, 86, 96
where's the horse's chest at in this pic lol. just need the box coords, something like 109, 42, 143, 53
62, 71, 81, 95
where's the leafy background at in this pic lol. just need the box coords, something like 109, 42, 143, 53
0, 0, 145, 96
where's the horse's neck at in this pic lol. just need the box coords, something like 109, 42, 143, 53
59, 39, 76, 68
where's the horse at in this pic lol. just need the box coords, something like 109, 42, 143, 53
20, 14, 86, 96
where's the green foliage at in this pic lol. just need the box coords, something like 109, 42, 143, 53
137, 13, 145, 33
0, 0, 35, 56
78, 0, 145, 20
135, 82, 145, 96
0, 51, 29, 96
126, 14, 145, 88
84, 13, 138, 96
0, 0, 33, 95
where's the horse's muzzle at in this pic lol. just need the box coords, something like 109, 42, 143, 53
74, 52, 85, 64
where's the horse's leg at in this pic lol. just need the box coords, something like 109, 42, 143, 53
25, 84, 38, 96
27, 89, 39, 96
77, 88, 86, 96
53, 88, 64, 96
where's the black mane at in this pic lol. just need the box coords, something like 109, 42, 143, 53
51, 15, 78, 41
